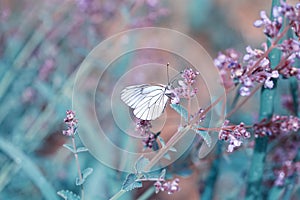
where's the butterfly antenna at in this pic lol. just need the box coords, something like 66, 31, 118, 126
170, 70, 183, 85
167, 63, 170, 85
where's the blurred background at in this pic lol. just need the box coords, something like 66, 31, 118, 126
0, 0, 298, 199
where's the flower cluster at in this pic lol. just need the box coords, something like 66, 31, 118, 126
62, 110, 78, 136
142, 132, 156, 149
276, 39, 300, 80
254, 10, 283, 38
136, 119, 152, 136
154, 178, 180, 194
214, 49, 240, 89
173, 68, 199, 100
218, 120, 251, 152
254, 1, 300, 38
214, 2, 300, 97
136, 119, 156, 149
268, 134, 300, 186
273, 160, 300, 186
214, 46, 279, 96
253, 115, 300, 138
274, 1, 300, 37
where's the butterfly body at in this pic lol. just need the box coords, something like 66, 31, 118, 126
121, 84, 173, 120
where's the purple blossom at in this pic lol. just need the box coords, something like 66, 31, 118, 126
253, 115, 300, 138
219, 120, 250, 152
173, 68, 199, 100
277, 39, 300, 59
136, 119, 156, 149
142, 133, 156, 149
254, 1, 300, 39
269, 135, 300, 187
154, 178, 180, 194
254, 10, 283, 38
214, 49, 241, 89
214, 45, 280, 96
181, 68, 199, 84
264, 70, 279, 89
136, 119, 152, 136
62, 110, 78, 136
273, 1, 300, 37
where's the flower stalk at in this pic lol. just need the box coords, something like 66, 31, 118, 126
246, 0, 282, 199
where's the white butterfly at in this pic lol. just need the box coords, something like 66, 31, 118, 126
121, 84, 175, 120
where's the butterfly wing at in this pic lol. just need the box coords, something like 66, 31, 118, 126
121, 84, 169, 120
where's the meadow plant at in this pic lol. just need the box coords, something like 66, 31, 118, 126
1, 0, 300, 200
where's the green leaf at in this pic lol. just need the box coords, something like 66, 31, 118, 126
169, 147, 177, 152
158, 136, 176, 153
57, 190, 80, 200
63, 144, 75, 154
163, 153, 171, 160
76, 147, 88, 153
135, 157, 150, 173
192, 127, 212, 147
121, 173, 143, 191
152, 140, 159, 151
76, 168, 93, 186
0, 138, 59, 200
143, 169, 166, 180
157, 136, 166, 148
170, 104, 188, 121
159, 169, 166, 180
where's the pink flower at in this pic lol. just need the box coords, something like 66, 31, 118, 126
62, 110, 78, 137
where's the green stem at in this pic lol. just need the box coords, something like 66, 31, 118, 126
144, 126, 190, 171
201, 143, 221, 200
109, 91, 228, 199
0, 137, 59, 200
71, 136, 84, 200
246, 1, 282, 199
109, 190, 126, 200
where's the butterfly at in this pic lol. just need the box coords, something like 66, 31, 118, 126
121, 84, 175, 120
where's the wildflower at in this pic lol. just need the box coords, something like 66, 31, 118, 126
254, 10, 283, 38
154, 178, 180, 194
214, 49, 241, 89
142, 133, 156, 149
173, 68, 199, 99
181, 68, 199, 84
253, 1, 300, 48
219, 121, 250, 152
270, 136, 300, 187
277, 39, 300, 58
253, 115, 300, 137
62, 110, 78, 136
136, 119, 156, 149
136, 119, 152, 136
214, 45, 279, 96
275, 38, 300, 80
